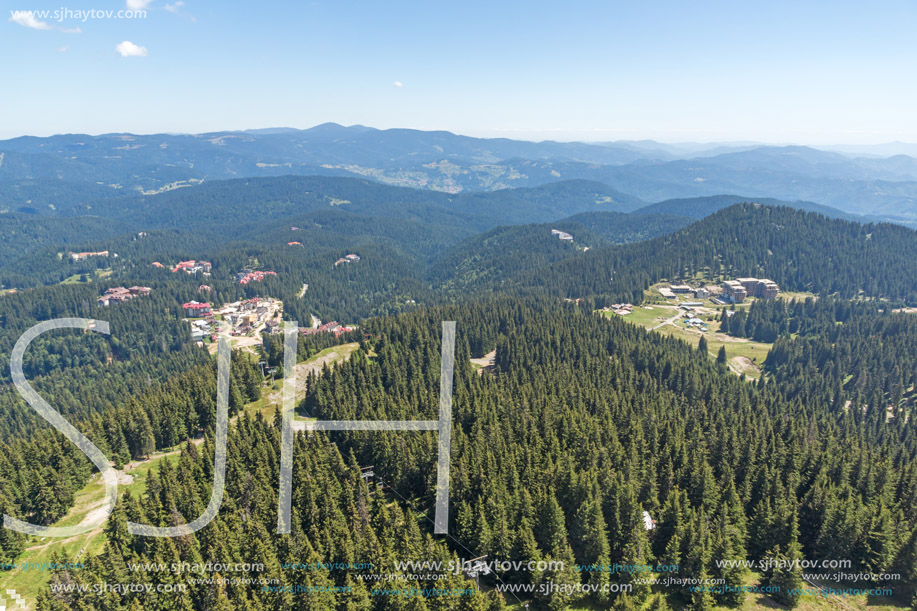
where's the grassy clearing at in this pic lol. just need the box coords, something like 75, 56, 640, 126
0, 452, 180, 609
779, 290, 819, 302
610, 305, 674, 328
60, 268, 112, 285
640, 317, 771, 380
244, 392, 280, 421
305, 344, 360, 366
604, 289, 773, 380
239, 343, 361, 421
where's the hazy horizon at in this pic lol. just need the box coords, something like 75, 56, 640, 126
3, 122, 917, 154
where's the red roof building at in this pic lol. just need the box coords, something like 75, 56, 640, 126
98, 286, 150, 306
237, 271, 277, 284
182, 301, 212, 317
173, 260, 196, 272
301, 321, 354, 337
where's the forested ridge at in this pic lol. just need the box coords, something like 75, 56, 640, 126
512, 204, 917, 305
718, 297, 881, 343
0, 299, 912, 609
8, 201, 917, 325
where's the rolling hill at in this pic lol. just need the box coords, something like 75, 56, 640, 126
3, 124, 917, 220
511, 203, 917, 304
632, 194, 862, 221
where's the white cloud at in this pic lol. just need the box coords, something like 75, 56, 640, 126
126, 0, 153, 10
61, 26, 82, 34
58, 45, 71, 53
9, 11, 52, 30
164, 1, 195, 21
116, 40, 148, 57
393, 81, 403, 88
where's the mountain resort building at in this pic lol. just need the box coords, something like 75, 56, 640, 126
722, 277, 780, 302
183, 301, 212, 317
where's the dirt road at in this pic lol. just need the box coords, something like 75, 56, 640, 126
652, 311, 682, 330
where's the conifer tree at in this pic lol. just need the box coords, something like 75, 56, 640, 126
698, 337, 709, 356
716, 346, 727, 366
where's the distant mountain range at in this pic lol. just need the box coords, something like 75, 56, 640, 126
1, 123, 916, 221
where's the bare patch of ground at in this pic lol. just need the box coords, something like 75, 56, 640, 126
729, 356, 760, 379
208, 333, 262, 355
77, 503, 112, 531
136, 178, 202, 196
711, 332, 749, 343
470, 350, 496, 375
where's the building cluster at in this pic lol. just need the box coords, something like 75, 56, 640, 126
682, 314, 709, 332
721, 277, 779, 303
658, 284, 712, 300
70, 250, 109, 261
334, 254, 361, 267
98, 285, 151, 306
301, 321, 355, 337
657, 278, 779, 304
183, 297, 285, 341
551, 229, 573, 241
189, 319, 218, 342
237, 270, 277, 284
213, 297, 283, 337
173, 260, 212, 275
606, 303, 633, 316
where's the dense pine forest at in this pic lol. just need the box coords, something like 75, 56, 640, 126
0, 299, 914, 610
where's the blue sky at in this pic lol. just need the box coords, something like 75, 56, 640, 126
2, 0, 917, 143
